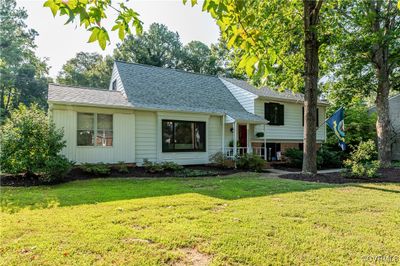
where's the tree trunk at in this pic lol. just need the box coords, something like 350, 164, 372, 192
371, 0, 392, 166
302, 0, 321, 175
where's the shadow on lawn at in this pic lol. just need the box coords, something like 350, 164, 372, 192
1, 174, 338, 212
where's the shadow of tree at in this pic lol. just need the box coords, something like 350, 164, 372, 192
1, 174, 338, 212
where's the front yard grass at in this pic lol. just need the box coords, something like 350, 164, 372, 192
1, 173, 399, 265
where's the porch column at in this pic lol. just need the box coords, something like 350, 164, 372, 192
233, 121, 237, 158
263, 124, 267, 160
221, 115, 225, 155
247, 123, 252, 153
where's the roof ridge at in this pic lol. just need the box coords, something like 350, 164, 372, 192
115, 60, 220, 78
49, 83, 120, 92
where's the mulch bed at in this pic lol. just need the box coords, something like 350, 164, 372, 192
279, 168, 400, 184
0, 165, 240, 187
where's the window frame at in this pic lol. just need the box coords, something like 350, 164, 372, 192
264, 102, 284, 126
77, 112, 113, 147
112, 80, 117, 91
162, 119, 206, 152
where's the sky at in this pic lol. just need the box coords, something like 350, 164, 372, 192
16, 0, 220, 78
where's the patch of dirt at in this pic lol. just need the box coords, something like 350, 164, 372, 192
121, 238, 153, 244
174, 248, 212, 266
280, 168, 400, 184
0, 165, 240, 187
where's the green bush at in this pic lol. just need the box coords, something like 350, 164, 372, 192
209, 152, 227, 167
285, 147, 342, 169
0, 104, 71, 182
161, 161, 183, 171
284, 148, 303, 168
143, 159, 164, 173
80, 163, 111, 176
236, 153, 265, 172
115, 161, 129, 173
343, 140, 380, 178
41, 156, 72, 183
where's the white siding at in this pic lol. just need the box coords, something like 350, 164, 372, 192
389, 95, 400, 160
109, 63, 125, 95
135, 111, 157, 163
254, 99, 326, 142
208, 116, 223, 155
51, 106, 135, 164
220, 78, 257, 113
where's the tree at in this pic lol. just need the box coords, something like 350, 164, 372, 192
0, 104, 70, 182
181, 41, 216, 74
326, 0, 399, 166
114, 23, 183, 68
0, 0, 48, 119
190, 0, 331, 174
57, 52, 113, 89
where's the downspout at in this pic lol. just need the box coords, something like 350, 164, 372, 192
222, 114, 225, 155
263, 124, 267, 160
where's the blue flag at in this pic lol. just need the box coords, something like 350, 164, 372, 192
326, 107, 346, 151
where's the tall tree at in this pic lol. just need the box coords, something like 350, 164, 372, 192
114, 23, 183, 68
190, 0, 330, 174
325, 0, 399, 165
1, 0, 48, 118
57, 52, 113, 89
181, 41, 216, 74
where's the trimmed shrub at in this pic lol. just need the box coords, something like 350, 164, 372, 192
209, 152, 227, 167
161, 161, 183, 171
236, 153, 265, 172
143, 159, 164, 173
284, 148, 303, 168
0, 104, 71, 182
115, 161, 129, 173
80, 163, 111, 176
41, 156, 72, 183
343, 140, 379, 178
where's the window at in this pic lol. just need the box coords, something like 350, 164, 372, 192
302, 107, 319, 127
77, 113, 113, 146
162, 120, 206, 152
264, 103, 284, 125
112, 80, 117, 91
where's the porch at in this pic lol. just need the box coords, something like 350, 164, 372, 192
222, 117, 282, 161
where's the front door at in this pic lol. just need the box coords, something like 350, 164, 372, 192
238, 125, 247, 149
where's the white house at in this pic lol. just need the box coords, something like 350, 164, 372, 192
48, 61, 328, 165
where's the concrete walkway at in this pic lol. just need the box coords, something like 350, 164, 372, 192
264, 168, 342, 176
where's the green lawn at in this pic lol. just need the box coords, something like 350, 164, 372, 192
1, 173, 399, 265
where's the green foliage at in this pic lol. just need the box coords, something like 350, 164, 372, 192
1, 0, 49, 117
209, 152, 227, 167
115, 161, 129, 174
142, 159, 164, 173
161, 162, 184, 172
344, 140, 380, 178
80, 163, 111, 176
255, 132, 264, 138
284, 148, 304, 168
326, 101, 377, 153
142, 159, 184, 173
284, 147, 342, 169
41, 156, 72, 183
0, 104, 69, 181
114, 23, 224, 75
57, 52, 113, 89
235, 153, 264, 172
175, 169, 218, 177
43, 0, 143, 50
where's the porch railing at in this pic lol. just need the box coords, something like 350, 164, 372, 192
224, 147, 279, 161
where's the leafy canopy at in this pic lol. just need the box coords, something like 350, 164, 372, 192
43, 0, 143, 50
57, 52, 113, 89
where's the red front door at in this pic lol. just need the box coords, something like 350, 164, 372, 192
238, 125, 247, 148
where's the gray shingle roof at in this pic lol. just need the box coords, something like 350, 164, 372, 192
48, 84, 132, 108
115, 61, 266, 122
221, 77, 329, 105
